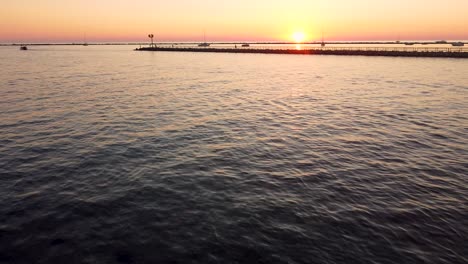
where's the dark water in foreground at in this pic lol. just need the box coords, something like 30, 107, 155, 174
0, 46, 467, 264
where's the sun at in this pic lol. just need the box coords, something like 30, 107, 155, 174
292, 32, 306, 43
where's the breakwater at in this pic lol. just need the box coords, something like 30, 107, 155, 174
136, 46, 468, 58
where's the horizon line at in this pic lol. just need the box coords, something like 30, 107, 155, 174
1, 40, 468, 45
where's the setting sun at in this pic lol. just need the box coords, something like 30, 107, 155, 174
1, 1, 467, 263
292, 32, 306, 43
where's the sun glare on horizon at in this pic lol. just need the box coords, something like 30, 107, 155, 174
292, 32, 306, 43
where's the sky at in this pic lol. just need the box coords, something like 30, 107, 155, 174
1, 0, 467, 43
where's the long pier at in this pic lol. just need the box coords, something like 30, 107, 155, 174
136, 46, 468, 58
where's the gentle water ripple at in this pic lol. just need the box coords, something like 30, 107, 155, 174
0, 46, 467, 264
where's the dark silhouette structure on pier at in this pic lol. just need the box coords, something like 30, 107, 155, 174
148, 34, 155, 48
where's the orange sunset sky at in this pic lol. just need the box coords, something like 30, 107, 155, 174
1, 0, 467, 43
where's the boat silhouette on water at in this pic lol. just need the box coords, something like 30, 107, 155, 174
20, 46, 28, 50
198, 31, 210, 47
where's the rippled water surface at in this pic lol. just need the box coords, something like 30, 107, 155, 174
1, 46, 467, 264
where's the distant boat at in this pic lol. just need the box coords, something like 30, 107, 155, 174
241, 43, 250, 47
83, 33, 89, 46
452, 42, 464, 47
321, 32, 326, 47
20, 46, 28, 50
198, 31, 210, 47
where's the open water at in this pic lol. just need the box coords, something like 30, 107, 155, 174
0, 46, 467, 264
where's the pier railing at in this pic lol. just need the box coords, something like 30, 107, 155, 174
137, 45, 468, 58
155, 45, 468, 53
